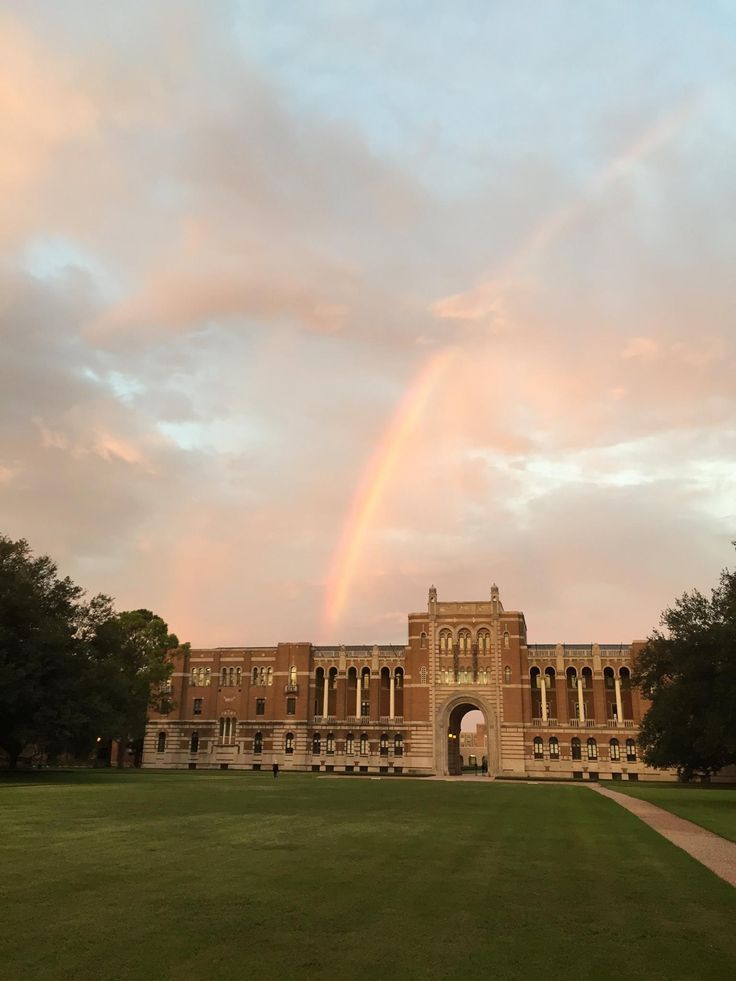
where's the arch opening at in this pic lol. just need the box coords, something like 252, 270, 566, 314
448, 702, 489, 776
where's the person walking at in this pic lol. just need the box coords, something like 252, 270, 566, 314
481, 757, 488, 777
272, 761, 279, 778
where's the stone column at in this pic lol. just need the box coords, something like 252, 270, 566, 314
540, 675, 548, 723
614, 677, 624, 724
389, 676, 395, 719
322, 674, 329, 718
577, 678, 585, 723
356, 674, 361, 718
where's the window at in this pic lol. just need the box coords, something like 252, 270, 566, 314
394, 734, 403, 756
312, 733, 321, 754
420, 631, 427, 649
259, 667, 265, 686
395, 668, 403, 688
478, 630, 490, 654
420, 666, 427, 684
567, 668, 577, 689
252, 667, 258, 684
459, 630, 470, 654
156, 731, 166, 753
326, 732, 335, 755
286, 697, 296, 715
533, 737, 543, 759
193, 698, 203, 716
345, 733, 354, 756
267, 667, 273, 686
221, 668, 227, 686
361, 701, 370, 718
285, 732, 294, 754
236, 667, 241, 686
361, 668, 371, 690
380, 733, 389, 756
604, 668, 615, 689
190, 732, 199, 754
360, 733, 368, 755
256, 698, 265, 716
219, 717, 236, 745
626, 739, 637, 762
439, 630, 451, 653
609, 738, 620, 762
571, 737, 582, 761
503, 666, 512, 684
549, 737, 559, 759
503, 631, 510, 649
587, 738, 598, 761
254, 731, 262, 754
289, 665, 297, 685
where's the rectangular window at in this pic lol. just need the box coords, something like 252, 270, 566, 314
286, 697, 296, 715
193, 698, 203, 716
256, 698, 265, 716
360, 701, 370, 717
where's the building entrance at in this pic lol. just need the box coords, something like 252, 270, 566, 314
447, 702, 490, 776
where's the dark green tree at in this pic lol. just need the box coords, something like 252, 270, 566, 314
0, 536, 96, 768
634, 549, 736, 780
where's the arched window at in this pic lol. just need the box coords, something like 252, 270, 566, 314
609, 738, 620, 761
230, 667, 236, 686
190, 731, 199, 754
395, 667, 403, 688
459, 630, 470, 654
289, 665, 297, 685
439, 630, 451, 653
267, 667, 273, 686
571, 737, 581, 761
503, 631, 510, 649
312, 733, 321, 755
326, 732, 335, 755
504, 666, 512, 684
478, 630, 490, 654
345, 733, 354, 756
328, 666, 338, 690
236, 667, 241, 686
221, 667, 227, 686
420, 632, 427, 649
544, 667, 555, 690
533, 737, 544, 760
285, 732, 294, 754
581, 667, 592, 689
254, 731, 262, 754
420, 666, 427, 684
205, 668, 211, 686
259, 667, 265, 686
587, 738, 598, 761
530, 667, 541, 690
394, 734, 403, 756
157, 731, 166, 753
549, 737, 559, 759
380, 733, 389, 756
604, 667, 615, 689
626, 739, 637, 762
252, 667, 258, 684
360, 733, 368, 755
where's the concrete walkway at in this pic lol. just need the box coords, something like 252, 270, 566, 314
592, 783, 736, 888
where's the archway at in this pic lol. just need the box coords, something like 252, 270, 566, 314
436, 694, 498, 777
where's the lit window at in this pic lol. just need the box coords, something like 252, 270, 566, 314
360, 733, 368, 755
626, 739, 637, 762
533, 737, 543, 760
345, 733, 354, 756
587, 738, 598, 761
221, 668, 227, 686
252, 667, 258, 684
267, 667, 273, 686
289, 665, 297, 685
609, 739, 620, 761
326, 732, 335, 755
380, 733, 389, 756
285, 732, 294, 754
394, 734, 403, 756
549, 737, 559, 759
361, 701, 370, 718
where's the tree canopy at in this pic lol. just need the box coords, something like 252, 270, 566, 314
634, 548, 736, 780
0, 534, 183, 768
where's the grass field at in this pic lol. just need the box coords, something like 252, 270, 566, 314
2, 772, 736, 981
604, 780, 736, 843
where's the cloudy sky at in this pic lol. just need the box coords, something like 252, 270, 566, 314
2, 1, 735, 647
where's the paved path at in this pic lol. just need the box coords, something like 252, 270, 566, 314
592, 783, 736, 888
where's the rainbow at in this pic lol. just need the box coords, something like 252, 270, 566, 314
322, 348, 455, 633
322, 97, 700, 633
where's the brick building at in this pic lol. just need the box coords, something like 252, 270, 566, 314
143, 584, 665, 781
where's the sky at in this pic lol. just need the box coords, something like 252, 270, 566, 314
2, 1, 735, 648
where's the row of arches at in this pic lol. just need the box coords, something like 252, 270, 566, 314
439, 629, 510, 652
532, 736, 636, 762
530, 666, 632, 687
315, 666, 405, 718
439, 668, 492, 685
529, 666, 633, 721
159, 730, 407, 758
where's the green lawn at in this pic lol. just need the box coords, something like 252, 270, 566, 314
604, 780, 736, 843
2, 772, 736, 981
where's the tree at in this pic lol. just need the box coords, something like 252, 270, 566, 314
88, 609, 183, 766
633, 549, 736, 780
0, 537, 97, 768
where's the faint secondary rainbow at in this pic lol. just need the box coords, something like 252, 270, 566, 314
323, 97, 700, 633
322, 348, 454, 633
